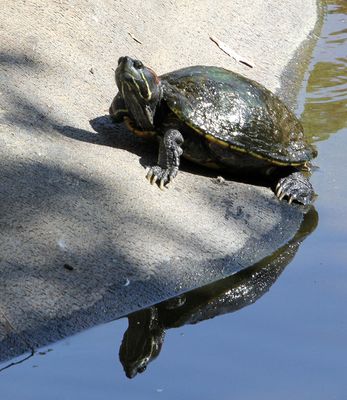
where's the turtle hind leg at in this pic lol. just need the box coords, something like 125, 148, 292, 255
146, 129, 184, 189
276, 172, 314, 205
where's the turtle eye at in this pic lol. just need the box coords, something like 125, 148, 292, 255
134, 60, 144, 69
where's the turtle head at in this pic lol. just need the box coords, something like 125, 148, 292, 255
115, 56, 162, 130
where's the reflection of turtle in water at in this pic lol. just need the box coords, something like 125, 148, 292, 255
110, 57, 317, 205
119, 209, 318, 378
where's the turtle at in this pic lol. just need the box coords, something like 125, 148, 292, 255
109, 56, 317, 205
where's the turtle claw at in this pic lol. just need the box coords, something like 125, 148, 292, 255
145, 170, 160, 186
146, 170, 153, 182
278, 192, 286, 201
145, 165, 178, 189
275, 172, 314, 205
159, 179, 165, 190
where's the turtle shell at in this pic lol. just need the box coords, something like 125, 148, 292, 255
161, 66, 317, 166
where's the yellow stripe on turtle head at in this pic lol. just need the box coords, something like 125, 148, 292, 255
140, 71, 152, 100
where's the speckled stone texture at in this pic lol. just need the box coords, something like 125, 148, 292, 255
0, 0, 318, 362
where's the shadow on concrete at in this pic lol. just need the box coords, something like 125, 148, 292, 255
0, 158, 173, 360
0, 51, 39, 68
58, 117, 157, 169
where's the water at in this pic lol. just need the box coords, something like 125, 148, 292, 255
1, 2, 347, 398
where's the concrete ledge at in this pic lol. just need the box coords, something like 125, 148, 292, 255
0, 0, 318, 362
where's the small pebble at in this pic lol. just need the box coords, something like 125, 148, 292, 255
216, 176, 225, 184
122, 278, 130, 287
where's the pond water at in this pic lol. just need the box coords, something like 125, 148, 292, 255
1, 2, 347, 399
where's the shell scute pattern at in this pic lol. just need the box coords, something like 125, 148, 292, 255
161, 66, 316, 165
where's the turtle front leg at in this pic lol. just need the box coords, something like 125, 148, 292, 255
146, 129, 184, 189
276, 172, 314, 205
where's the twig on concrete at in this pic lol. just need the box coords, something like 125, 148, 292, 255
128, 32, 142, 44
209, 35, 254, 68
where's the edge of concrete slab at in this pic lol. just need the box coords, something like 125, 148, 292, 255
277, 0, 325, 108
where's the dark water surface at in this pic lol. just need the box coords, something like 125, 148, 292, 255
1, 2, 347, 399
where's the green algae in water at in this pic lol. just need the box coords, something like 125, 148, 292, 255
302, 0, 347, 142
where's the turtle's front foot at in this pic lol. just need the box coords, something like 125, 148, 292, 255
146, 129, 184, 190
276, 172, 314, 205
146, 165, 178, 189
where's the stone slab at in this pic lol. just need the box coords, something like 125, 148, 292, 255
0, 0, 318, 362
